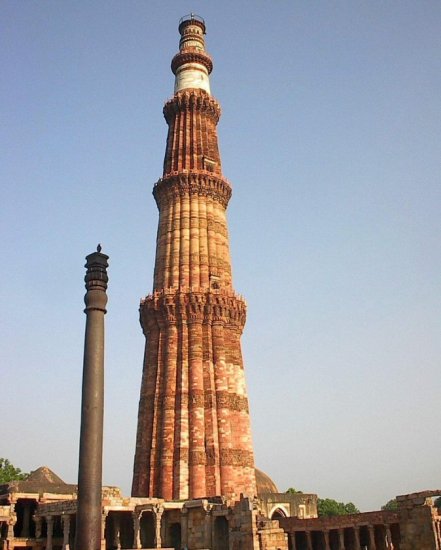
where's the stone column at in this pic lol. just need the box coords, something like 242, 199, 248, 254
181, 508, 188, 547
100, 511, 108, 550
354, 526, 361, 549
204, 508, 212, 548
306, 530, 313, 550
46, 516, 54, 550
153, 506, 163, 549
133, 512, 141, 550
385, 525, 393, 549
367, 525, 376, 550
75, 246, 109, 550
289, 533, 297, 550
7, 503, 16, 541
324, 529, 331, 550
113, 514, 121, 550
35, 516, 43, 539
338, 528, 345, 550
21, 503, 31, 537
62, 515, 71, 550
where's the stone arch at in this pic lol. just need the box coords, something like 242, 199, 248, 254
269, 506, 288, 520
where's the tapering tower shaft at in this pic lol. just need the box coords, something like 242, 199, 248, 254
132, 15, 256, 501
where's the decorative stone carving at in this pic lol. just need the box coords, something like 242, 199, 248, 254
132, 15, 256, 502
154, 173, 231, 208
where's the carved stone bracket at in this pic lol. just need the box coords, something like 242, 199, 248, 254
153, 171, 231, 208
171, 50, 213, 76
140, 289, 246, 333
164, 89, 219, 122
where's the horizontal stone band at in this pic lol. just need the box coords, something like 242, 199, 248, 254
153, 172, 231, 208
140, 289, 246, 330
220, 449, 254, 468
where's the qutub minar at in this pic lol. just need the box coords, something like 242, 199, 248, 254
132, 14, 257, 501
0, 14, 439, 550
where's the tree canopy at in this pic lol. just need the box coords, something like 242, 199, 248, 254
317, 498, 360, 517
435, 497, 441, 509
0, 458, 28, 484
286, 487, 303, 494
382, 498, 399, 511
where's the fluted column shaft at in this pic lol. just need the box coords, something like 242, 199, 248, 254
188, 319, 206, 497
159, 322, 178, 499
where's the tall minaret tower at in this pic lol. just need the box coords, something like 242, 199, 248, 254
132, 15, 256, 501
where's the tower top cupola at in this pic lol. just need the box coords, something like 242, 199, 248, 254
172, 14, 213, 95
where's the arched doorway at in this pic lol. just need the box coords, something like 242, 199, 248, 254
271, 508, 287, 520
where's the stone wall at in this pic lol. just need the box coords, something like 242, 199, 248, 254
396, 490, 441, 550
258, 493, 318, 519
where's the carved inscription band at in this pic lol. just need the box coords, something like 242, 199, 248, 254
155, 391, 250, 413
188, 449, 254, 467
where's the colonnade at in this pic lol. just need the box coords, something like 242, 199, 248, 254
36, 507, 164, 550
2, 500, 230, 550
288, 523, 397, 550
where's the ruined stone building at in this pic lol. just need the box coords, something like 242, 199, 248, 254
2, 466, 440, 549
1, 14, 440, 550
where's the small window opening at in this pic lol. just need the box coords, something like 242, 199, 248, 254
203, 157, 216, 172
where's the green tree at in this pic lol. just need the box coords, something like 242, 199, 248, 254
317, 498, 360, 517
344, 502, 360, 514
286, 487, 303, 494
382, 499, 399, 511
0, 458, 28, 484
434, 497, 441, 509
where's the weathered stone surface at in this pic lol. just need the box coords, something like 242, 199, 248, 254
132, 14, 256, 502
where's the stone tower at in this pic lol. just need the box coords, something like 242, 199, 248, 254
132, 15, 256, 501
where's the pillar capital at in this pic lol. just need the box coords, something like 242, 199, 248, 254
84, 245, 109, 313
153, 504, 164, 517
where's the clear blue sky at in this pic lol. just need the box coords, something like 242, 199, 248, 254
1, 1, 440, 511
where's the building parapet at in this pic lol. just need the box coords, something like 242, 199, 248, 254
279, 509, 399, 531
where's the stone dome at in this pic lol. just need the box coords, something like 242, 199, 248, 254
27, 466, 65, 485
255, 468, 279, 495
